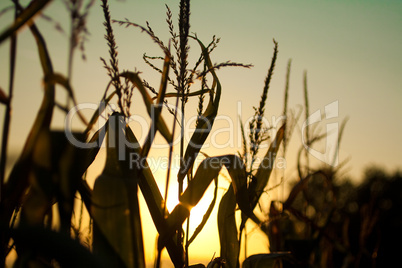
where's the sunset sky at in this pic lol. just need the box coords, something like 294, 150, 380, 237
1, 0, 402, 266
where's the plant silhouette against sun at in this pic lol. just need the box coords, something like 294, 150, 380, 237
0, 1, 291, 268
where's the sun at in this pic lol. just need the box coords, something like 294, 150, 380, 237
187, 185, 216, 231
164, 181, 216, 232
161, 169, 220, 234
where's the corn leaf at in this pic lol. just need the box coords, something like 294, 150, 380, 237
18, 130, 53, 228
0, 87, 8, 104
120, 71, 173, 144
141, 52, 170, 157
240, 124, 285, 230
55, 131, 87, 233
59, 122, 108, 219
16, 129, 86, 234
282, 170, 329, 210
247, 124, 285, 210
160, 88, 211, 99
177, 36, 222, 184
180, 155, 249, 213
126, 125, 185, 267
0, 0, 51, 44
44, 73, 88, 125
81, 123, 108, 174
187, 177, 218, 245
2, 19, 54, 228
92, 113, 144, 268
85, 91, 115, 135
160, 154, 252, 250
252, 124, 285, 206
218, 184, 239, 268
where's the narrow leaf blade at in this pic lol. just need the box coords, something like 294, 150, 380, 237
218, 185, 239, 268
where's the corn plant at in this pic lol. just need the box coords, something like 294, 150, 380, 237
0, 1, 287, 267
249, 61, 351, 267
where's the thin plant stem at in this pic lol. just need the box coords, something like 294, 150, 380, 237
66, 0, 78, 109
67, 1, 77, 81
177, 0, 190, 251
303, 70, 309, 175
162, 66, 181, 268
0, 0, 18, 202
155, 250, 162, 268
303, 70, 310, 238
179, 105, 184, 193
249, 39, 278, 171
164, 93, 181, 218
185, 216, 190, 267
282, 59, 291, 154
77, 173, 87, 236
101, 0, 124, 115
178, 0, 190, 196
281, 59, 291, 200
244, 224, 247, 260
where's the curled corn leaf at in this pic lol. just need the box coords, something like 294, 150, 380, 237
120, 71, 173, 144
141, 52, 170, 157
159, 154, 252, 250
3, 19, 54, 229
177, 36, 222, 184
44, 73, 88, 125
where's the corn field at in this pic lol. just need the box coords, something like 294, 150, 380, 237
1, 1, 399, 268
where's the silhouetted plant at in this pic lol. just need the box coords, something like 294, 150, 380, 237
3, 1, 390, 268
0, 1, 283, 268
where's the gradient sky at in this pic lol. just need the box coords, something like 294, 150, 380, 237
1, 0, 402, 266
